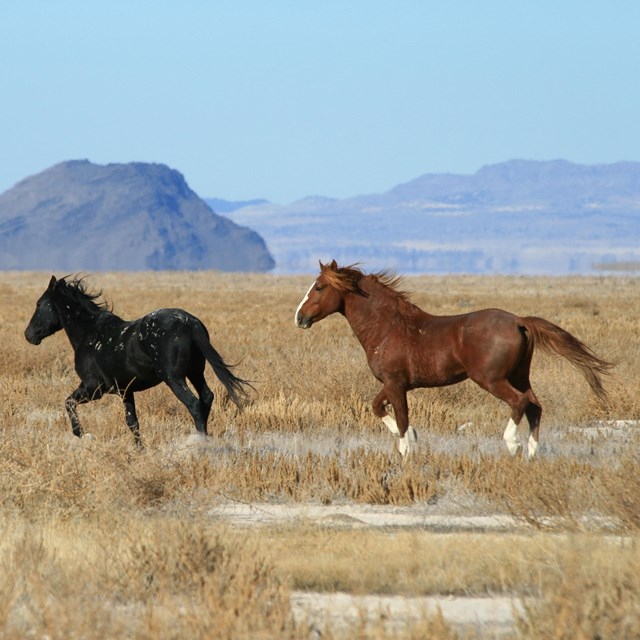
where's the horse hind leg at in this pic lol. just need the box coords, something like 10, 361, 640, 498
524, 389, 542, 459
508, 366, 543, 459
188, 370, 214, 430
481, 378, 529, 457
166, 377, 208, 435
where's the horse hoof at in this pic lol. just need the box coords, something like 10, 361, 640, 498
506, 441, 522, 456
184, 433, 209, 446
397, 434, 415, 457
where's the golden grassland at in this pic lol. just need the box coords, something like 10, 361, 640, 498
1, 270, 640, 638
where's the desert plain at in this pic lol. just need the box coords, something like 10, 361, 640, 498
1, 271, 640, 638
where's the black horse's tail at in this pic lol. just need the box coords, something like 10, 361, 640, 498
192, 323, 253, 408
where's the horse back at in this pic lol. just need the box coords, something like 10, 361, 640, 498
137, 308, 203, 348
74, 308, 200, 393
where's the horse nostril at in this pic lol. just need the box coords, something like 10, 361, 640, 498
25, 329, 40, 345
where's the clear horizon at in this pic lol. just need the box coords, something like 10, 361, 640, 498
2, 1, 639, 204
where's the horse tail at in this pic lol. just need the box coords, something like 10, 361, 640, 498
521, 316, 613, 402
192, 323, 253, 409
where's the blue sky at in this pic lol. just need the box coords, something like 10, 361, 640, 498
1, 1, 639, 203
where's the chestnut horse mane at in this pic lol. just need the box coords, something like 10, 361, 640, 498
320, 262, 412, 303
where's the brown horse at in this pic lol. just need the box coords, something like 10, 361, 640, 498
295, 260, 612, 458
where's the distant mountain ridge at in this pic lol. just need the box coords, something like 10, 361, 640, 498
390, 159, 640, 206
225, 159, 640, 275
0, 160, 275, 271
204, 197, 269, 214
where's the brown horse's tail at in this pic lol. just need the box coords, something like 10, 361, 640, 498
521, 316, 613, 402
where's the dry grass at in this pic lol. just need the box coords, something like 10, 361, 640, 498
2, 270, 640, 638
0, 512, 293, 639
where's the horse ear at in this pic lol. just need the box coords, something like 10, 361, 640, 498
48, 275, 57, 289
319, 259, 339, 273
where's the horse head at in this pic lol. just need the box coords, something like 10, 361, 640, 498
24, 275, 64, 345
294, 260, 353, 329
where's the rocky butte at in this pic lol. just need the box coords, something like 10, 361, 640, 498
0, 160, 275, 272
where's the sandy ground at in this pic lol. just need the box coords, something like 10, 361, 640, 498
55, 419, 636, 636
201, 420, 638, 637
291, 591, 523, 638
163, 417, 640, 466
206, 500, 528, 635
207, 500, 520, 530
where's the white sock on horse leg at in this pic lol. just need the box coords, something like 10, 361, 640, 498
382, 415, 400, 435
398, 427, 418, 457
383, 417, 418, 443
503, 418, 522, 456
528, 434, 538, 458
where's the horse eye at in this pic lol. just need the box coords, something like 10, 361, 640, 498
315, 285, 324, 292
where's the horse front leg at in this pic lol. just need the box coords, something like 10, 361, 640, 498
65, 384, 102, 438
372, 389, 399, 435
374, 384, 417, 457
122, 391, 143, 448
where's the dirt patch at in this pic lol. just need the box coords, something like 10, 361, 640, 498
291, 591, 523, 638
207, 500, 521, 532
207, 500, 529, 635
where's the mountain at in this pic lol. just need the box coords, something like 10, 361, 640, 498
226, 160, 640, 274
204, 197, 270, 214
0, 160, 275, 272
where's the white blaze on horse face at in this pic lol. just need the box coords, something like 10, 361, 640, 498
295, 280, 316, 327
503, 418, 523, 456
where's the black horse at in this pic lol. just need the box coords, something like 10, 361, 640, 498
24, 275, 252, 446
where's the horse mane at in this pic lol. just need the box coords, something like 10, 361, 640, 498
56, 276, 112, 315
321, 262, 412, 304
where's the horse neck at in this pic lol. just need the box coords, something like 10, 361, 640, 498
342, 284, 409, 349
54, 294, 107, 350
